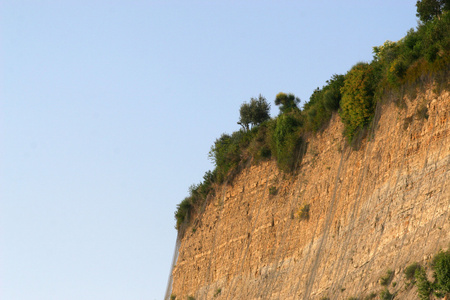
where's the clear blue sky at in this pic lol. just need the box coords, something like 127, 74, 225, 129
1, 1, 417, 299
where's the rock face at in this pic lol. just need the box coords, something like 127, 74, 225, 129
169, 88, 450, 300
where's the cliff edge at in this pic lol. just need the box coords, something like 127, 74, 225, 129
170, 86, 450, 299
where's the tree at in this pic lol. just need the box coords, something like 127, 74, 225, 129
339, 63, 376, 140
416, 0, 450, 23
238, 95, 270, 131
274, 92, 300, 114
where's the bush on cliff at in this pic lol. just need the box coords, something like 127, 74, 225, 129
304, 74, 345, 132
339, 62, 377, 141
270, 113, 304, 172
174, 3, 450, 230
432, 250, 450, 296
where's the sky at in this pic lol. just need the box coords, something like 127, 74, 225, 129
1, 1, 418, 299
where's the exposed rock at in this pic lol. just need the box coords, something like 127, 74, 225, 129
170, 89, 450, 299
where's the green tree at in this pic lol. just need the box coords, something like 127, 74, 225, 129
238, 95, 271, 131
339, 63, 376, 140
415, 266, 432, 300
432, 250, 450, 295
416, 0, 450, 23
303, 74, 345, 131
275, 92, 300, 114
271, 114, 303, 172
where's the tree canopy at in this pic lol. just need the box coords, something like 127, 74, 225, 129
416, 0, 450, 23
238, 95, 271, 131
274, 92, 300, 114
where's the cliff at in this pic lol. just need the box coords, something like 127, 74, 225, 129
169, 85, 450, 299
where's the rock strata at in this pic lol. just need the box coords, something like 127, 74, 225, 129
170, 88, 450, 300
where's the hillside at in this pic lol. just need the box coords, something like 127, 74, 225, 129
168, 85, 449, 299
167, 3, 450, 299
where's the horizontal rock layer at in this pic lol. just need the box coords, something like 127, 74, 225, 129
170, 88, 450, 300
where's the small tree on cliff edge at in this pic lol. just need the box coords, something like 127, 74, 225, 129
238, 95, 271, 131
416, 0, 450, 23
275, 92, 300, 114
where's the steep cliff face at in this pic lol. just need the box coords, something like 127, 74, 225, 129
170, 87, 450, 300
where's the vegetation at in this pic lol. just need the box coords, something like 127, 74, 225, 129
363, 292, 377, 300
404, 250, 450, 299
238, 95, 271, 131
174, 1, 450, 230
174, 171, 216, 229
339, 63, 377, 140
405, 262, 421, 283
274, 92, 300, 114
213, 288, 222, 297
380, 269, 394, 286
297, 204, 310, 221
432, 250, 450, 296
416, 0, 450, 23
269, 186, 278, 196
271, 113, 304, 172
304, 74, 345, 132
415, 266, 432, 300
379, 288, 394, 300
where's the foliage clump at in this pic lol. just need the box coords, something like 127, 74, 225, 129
405, 262, 421, 283
339, 63, 377, 140
304, 74, 345, 132
174, 2, 450, 230
297, 204, 310, 221
275, 92, 300, 114
174, 170, 216, 229
405, 250, 450, 299
379, 288, 394, 300
380, 269, 394, 286
415, 265, 432, 300
432, 250, 450, 296
238, 95, 271, 131
416, 0, 450, 23
269, 186, 278, 196
271, 113, 304, 172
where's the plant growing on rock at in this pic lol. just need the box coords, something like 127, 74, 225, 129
432, 250, 450, 296
380, 269, 394, 286
404, 262, 421, 284
379, 288, 394, 300
297, 203, 310, 221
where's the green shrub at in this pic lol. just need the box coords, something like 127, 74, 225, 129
416, 0, 450, 23
303, 74, 345, 132
214, 288, 222, 297
209, 130, 252, 182
174, 197, 193, 229
379, 288, 394, 300
340, 63, 377, 141
363, 292, 377, 300
170, 294, 176, 300
270, 113, 304, 172
238, 95, 271, 131
380, 269, 394, 286
187, 296, 195, 300
405, 262, 421, 282
415, 266, 432, 300
248, 120, 273, 163
297, 204, 310, 221
432, 250, 450, 294
275, 92, 300, 114
269, 186, 278, 196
